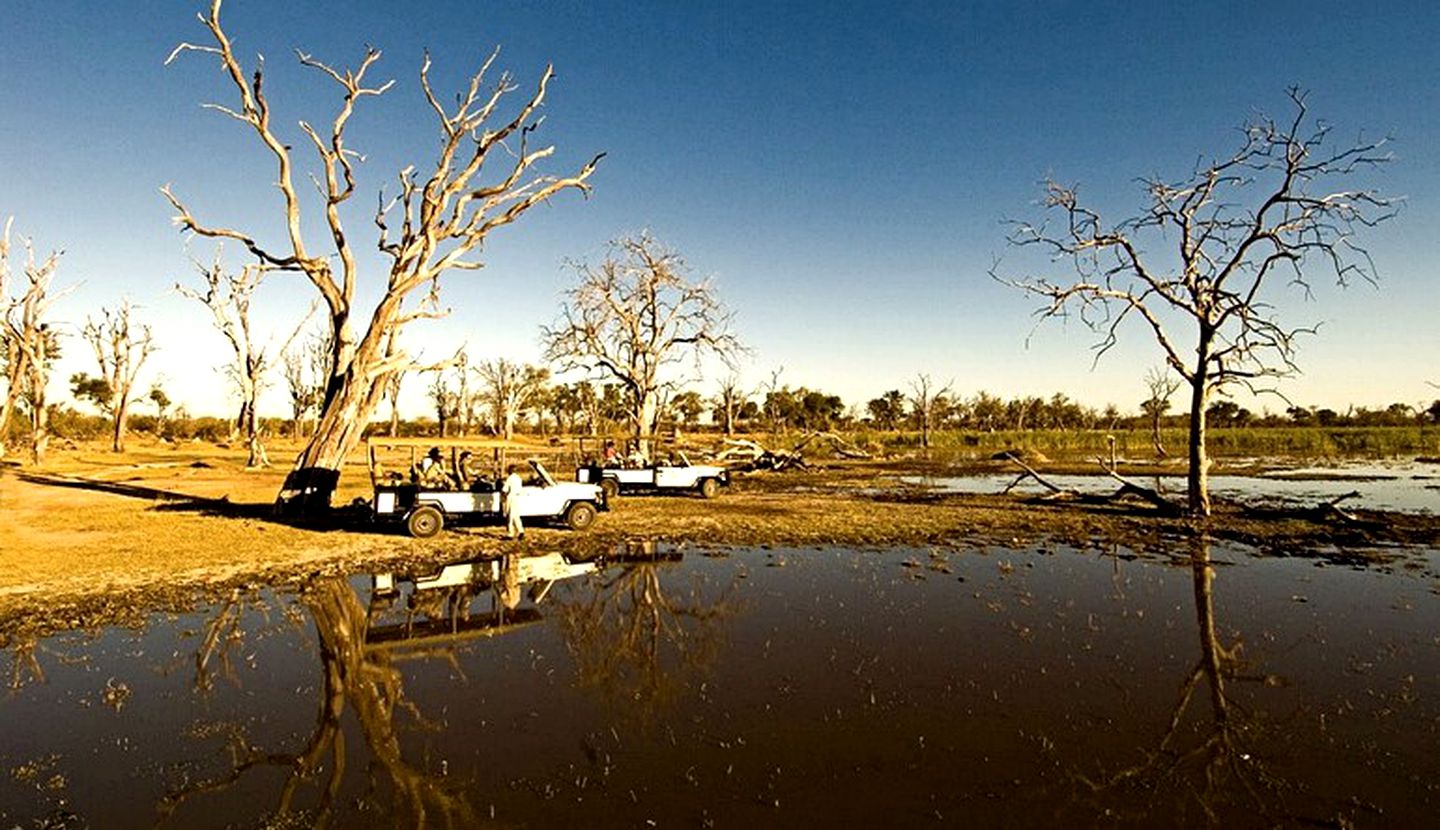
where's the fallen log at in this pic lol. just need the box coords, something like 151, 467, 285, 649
1001, 451, 1183, 516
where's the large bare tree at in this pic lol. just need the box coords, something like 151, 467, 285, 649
999, 90, 1393, 516
80, 301, 156, 453
164, 0, 601, 511
176, 252, 281, 467
542, 233, 741, 455
0, 220, 67, 464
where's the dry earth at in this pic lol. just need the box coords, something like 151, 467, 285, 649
3, 438, 1438, 632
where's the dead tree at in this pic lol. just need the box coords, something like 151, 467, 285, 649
383, 368, 405, 437
176, 252, 281, 467
0, 219, 66, 464
999, 89, 1393, 516
476, 358, 547, 441
909, 372, 953, 449
712, 374, 749, 437
543, 233, 741, 456
424, 365, 458, 438
164, 0, 601, 512
81, 301, 156, 453
1141, 366, 1181, 459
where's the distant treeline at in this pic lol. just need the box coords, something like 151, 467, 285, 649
13, 386, 1438, 453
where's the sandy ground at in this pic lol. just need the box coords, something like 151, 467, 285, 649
3, 437, 1437, 630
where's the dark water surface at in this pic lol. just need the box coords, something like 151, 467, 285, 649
3, 542, 1438, 828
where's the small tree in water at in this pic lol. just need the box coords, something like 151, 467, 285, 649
999, 90, 1394, 516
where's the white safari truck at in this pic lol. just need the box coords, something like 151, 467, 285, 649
367, 438, 608, 538
577, 449, 730, 500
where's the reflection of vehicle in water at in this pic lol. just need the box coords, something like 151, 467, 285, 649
366, 552, 599, 648
577, 445, 730, 500
366, 438, 608, 537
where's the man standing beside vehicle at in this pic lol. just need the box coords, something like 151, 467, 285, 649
501, 464, 525, 540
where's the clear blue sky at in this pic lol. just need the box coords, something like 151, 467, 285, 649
3, 0, 1437, 419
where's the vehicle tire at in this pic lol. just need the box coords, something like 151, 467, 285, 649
698, 478, 719, 499
564, 501, 598, 531
600, 478, 620, 501
406, 505, 444, 538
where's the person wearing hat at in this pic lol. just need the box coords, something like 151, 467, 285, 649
416, 446, 453, 488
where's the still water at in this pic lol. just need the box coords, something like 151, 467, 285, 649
3, 541, 1438, 827
907, 462, 1440, 514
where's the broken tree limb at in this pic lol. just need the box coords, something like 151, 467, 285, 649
1000, 451, 1072, 496
1002, 451, 1183, 515
1314, 490, 1363, 523
711, 437, 807, 471
1096, 455, 1183, 515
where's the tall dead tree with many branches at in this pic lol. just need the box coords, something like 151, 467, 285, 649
176, 251, 283, 467
0, 219, 66, 464
81, 302, 156, 453
999, 90, 1393, 516
542, 233, 741, 456
164, 0, 601, 512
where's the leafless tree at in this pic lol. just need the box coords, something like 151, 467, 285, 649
0, 219, 66, 464
163, 0, 601, 512
475, 357, 548, 441
1141, 366, 1182, 459
712, 374, 749, 436
424, 365, 459, 438
176, 251, 286, 467
908, 372, 953, 450
760, 366, 785, 435
383, 368, 406, 437
999, 90, 1393, 515
280, 321, 329, 439
81, 301, 156, 453
543, 233, 742, 455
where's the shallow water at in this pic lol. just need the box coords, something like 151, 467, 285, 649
910, 463, 1440, 514
3, 542, 1438, 828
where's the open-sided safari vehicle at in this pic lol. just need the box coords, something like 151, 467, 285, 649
576, 440, 730, 500
367, 438, 608, 538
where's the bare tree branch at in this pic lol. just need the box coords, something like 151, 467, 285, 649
995, 89, 1394, 516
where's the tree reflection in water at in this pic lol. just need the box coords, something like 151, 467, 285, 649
1061, 536, 1295, 825
160, 572, 485, 827
556, 545, 737, 724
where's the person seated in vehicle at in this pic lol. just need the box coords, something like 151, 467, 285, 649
601, 439, 619, 467
455, 450, 477, 488
624, 441, 648, 469
414, 447, 456, 489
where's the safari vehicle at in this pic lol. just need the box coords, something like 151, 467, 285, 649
367, 438, 608, 538
577, 444, 730, 500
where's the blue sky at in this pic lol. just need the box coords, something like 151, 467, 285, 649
3, 0, 1437, 419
